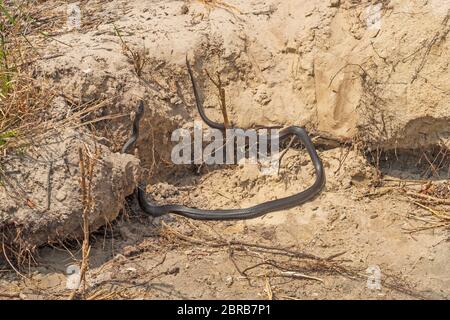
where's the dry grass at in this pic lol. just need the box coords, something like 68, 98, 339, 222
113, 24, 148, 77
0, 75, 56, 153
403, 181, 450, 233
418, 143, 450, 179
205, 69, 231, 128
0, 1, 100, 155
0, 212, 435, 300
0, 1, 60, 155
158, 219, 430, 300
380, 176, 449, 233
0, 2, 127, 151
68, 145, 99, 299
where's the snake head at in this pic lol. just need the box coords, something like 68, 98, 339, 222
134, 100, 145, 123
137, 100, 145, 114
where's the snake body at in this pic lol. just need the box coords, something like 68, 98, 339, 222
123, 60, 325, 220
121, 101, 145, 154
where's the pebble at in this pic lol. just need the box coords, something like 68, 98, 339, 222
225, 276, 233, 287
55, 189, 66, 202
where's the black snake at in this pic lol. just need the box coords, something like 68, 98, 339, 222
122, 60, 325, 220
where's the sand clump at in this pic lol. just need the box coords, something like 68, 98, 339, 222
0, 129, 140, 257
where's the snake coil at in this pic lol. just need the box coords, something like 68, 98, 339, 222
122, 60, 325, 220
